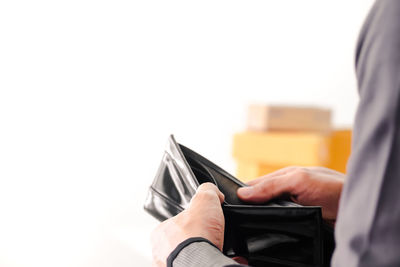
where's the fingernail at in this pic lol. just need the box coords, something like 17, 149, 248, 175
238, 186, 253, 197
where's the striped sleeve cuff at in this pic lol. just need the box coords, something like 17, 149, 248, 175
167, 237, 244, 267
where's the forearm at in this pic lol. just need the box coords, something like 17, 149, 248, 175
168, 238, 246, 267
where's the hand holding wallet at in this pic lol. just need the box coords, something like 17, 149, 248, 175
144, 135, 334, 267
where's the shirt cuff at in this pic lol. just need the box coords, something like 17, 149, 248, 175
167, 237, 242, 267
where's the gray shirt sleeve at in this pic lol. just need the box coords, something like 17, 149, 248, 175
167, 238, 245, 267
172, 241, 242, 267
332, 0, 400, 266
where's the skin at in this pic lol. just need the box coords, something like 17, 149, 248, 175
237, 166, 345, 221
151, 183, 225, 267
151, 166, 345, 266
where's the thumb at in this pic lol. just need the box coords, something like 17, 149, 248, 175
189, 182, 225, 208
237, 176, 293, 203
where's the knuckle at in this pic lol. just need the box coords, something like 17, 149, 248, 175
209, 220, 224, 234
293, 167, 310, 182
268, 179, 281, 197
257, 181, 273, 197
195, 190, 217, 202
198, 182, 217, 191
287, 166, 300, 172
287, 166, 297, 171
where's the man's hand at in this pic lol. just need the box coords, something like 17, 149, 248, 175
151, 183, 225, 267
237, 166, 345, 221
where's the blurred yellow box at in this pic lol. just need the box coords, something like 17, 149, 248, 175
233, 130, 351, 182
233, 131, 331, 166
236, 161, 283, 180
328, 129, 352, 173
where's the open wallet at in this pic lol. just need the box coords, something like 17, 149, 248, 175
144, 135, 335, 267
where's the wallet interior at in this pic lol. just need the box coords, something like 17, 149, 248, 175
184, 152, 243, 204
181, 144, 300, 207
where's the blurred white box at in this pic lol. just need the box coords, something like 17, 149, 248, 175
247, 105, 332, 132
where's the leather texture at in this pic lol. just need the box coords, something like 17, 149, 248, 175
144, 135, 334, 267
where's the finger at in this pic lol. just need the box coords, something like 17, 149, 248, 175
191, 182, 225, 206
237, 175, 294, 203
308, 166, 345, 177
246, 166, 296, 186
198, 182, 225, 203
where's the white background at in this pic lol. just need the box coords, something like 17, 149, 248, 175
0, 0, 374, 266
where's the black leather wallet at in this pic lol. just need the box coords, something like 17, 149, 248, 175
144, 135, 334, 267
